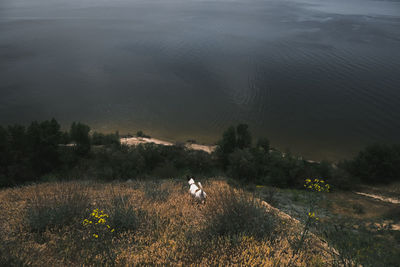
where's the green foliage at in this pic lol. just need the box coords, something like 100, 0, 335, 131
0, 119, 65, 186
2, 118, 399, 189
91, 131, 120, 146
256, 137, 270, 153
2, 124, 33, 185
344, 144, 400, 184
228, 149, 257, 182
27, 119, 62, 175
89, 145, 146, 180
215, 126, 237, 168
81, 208, 117, 265
152, 160, 179, 178
136, 130, 150, 138
236, 124, 252, 149
215, 124, 252, 170
70, 122, 91, 156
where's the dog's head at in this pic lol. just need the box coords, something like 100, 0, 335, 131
187, 176, 195, 185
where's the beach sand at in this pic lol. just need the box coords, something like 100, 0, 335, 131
120, 137, 216, 153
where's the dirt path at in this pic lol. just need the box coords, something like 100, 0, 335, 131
354, 192, 400, 204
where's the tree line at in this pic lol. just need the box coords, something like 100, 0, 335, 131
1, 119, 399, 188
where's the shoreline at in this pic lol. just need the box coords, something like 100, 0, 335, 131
120, 137, 216, 154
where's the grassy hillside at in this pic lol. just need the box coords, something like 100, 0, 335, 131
0, 179, 334, 266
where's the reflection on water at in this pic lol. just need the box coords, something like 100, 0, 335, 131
1, 0, 400, 160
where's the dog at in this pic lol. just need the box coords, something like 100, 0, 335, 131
187, 176, 207, 203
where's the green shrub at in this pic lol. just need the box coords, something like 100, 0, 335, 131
204, 188, 275, 239
70, 122, 91, 156
109, 195, 139, 232
27, 119, 62, 175
136, 130, 150, 138
236, 124, 252, 149
91, 131, 120, 146
344, 144, 400, 184
26, 184, 90, 233
80, 208, 117, 265
227, 149, 257, 182
152, 161, 179, 178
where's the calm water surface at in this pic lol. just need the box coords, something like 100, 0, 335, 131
1, 0, 400, 160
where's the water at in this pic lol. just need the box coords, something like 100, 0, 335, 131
1, 0, 400, 160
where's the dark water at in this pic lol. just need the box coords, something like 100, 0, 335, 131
1, 0, 400, 160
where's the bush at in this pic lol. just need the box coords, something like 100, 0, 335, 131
152, 161, 179, 178
91, 146, 145, 180
227, 149, 257, 182
236, 124, 252, 149
344, 144, 400, 184
27, 119, 62, 175
215, 126, 237, 168
136, 130, 150, 138
109, 194, 140, 231
70, 122, 91, 156
91, 132, 120, 146
204, 187, 275, 239
26, 183, 90, 233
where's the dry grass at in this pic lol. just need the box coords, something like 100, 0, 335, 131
0, 179, 333, 266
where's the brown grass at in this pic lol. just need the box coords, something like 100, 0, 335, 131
0, 179, 333, 266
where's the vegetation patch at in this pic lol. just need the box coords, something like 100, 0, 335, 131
0, 180, 335, 266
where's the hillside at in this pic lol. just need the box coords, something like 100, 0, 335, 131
0, 179, 335, 266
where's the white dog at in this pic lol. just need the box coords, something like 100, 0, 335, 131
188, 177, 207, 203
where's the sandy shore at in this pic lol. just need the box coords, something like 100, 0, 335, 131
120, 137, 216, 153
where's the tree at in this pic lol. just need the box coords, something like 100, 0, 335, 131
345, 144, 400, 184
256, 137, 270, 153
236, 124, 251, 149
215, 126, 237, 168
6, 125, 33, 184
70, 122, 91, 156
228, 149, 257, 182
27, 118, 62, 175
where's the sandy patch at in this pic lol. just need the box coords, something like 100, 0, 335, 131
186, 143, 216, 153
120, 137, 216, 153
120, 137, 174, 146
355, 192, 400, 204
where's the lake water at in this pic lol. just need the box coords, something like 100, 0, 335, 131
1, 0, 400, 160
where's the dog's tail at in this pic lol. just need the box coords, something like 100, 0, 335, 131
198, 182, 206, 200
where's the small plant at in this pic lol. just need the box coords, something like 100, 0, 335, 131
82, 208, 116, 265
289, 179, 330, 264
83, 208, 115, 236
